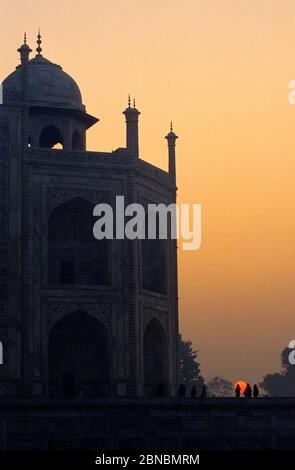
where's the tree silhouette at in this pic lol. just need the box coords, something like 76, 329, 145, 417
178, 336, 204, 393
260, 347, 295, 396
207, 376, 233, 397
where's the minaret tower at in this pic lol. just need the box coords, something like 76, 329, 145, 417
165, 122, 178, 187
123, 96, 140, 158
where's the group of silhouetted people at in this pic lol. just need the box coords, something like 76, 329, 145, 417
155, 383, 208, 398
235, 383, 259, 398
154, 382, 260, 398
178, 382, 260, 398
177, 384, 207, 398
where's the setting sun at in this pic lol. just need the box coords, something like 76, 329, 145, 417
234, 381, 247, 394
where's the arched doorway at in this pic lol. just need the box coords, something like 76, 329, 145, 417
144, 318, 168, 396
49, 310, 110, 398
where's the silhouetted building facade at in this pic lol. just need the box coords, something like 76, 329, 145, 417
0, 34, 179, 399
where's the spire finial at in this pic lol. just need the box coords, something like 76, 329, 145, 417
128, 94, 131, 107
18, 33, 32, 64
133, 98, 136, 108
165, 122, 178, 141
36, 29, 42, 55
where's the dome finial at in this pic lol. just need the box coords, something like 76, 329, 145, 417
128, 94, 131, 107
36, 29, 42, 55
24, 32, 27, 44
133, 98, 136, 108
170, 121, 173, 132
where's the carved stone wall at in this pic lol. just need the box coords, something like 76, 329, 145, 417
0, 123, 9, 361
2, 87, 22, 104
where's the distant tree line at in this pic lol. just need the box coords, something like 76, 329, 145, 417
179, 338, 295, 397
178, 336, 234, 397
260, 347, 295, 396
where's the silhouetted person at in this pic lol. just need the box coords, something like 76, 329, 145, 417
244, 383, 252, 398
190, 385, 197, 398
235, 384, 241, 397
178, 384, 186, 398
200, 384, 207, 398
253, 384, 259, 398
156, 383, 163, 397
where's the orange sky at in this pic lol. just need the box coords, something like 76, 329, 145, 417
1, 0, 295, 385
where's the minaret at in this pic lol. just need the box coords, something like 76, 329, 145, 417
165, 122, 178, 186
165, 122, 179, 396
17, 33, 32, 147
123, 96, 140, 158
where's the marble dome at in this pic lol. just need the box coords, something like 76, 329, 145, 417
2, 53, 84, 111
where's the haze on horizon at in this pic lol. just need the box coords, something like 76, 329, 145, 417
1, 0, 295, 386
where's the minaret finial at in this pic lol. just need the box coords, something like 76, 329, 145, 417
18, 33, 32, 64
36, 29, 42, 55
133, 98, 136, 108
128, 94, 131, 107
165, 122, 178, 141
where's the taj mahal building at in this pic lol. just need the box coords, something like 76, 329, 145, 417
0, 34, 179, 399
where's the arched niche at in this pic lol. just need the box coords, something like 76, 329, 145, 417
48, 197, 110, 286
48, 310, 111, 398
143, 318, 168, 396
39, 124, 64, 149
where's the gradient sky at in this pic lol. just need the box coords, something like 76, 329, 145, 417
1, 0, 295, 385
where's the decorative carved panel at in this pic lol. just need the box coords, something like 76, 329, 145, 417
142, 307, 168, 332
0, 124, 9, 145
26, 148, 133, 167
48, 302, 112, 331
47, 187, 111, 214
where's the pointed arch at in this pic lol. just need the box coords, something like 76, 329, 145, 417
49, 310, 111, 398
39, 124, 64, 148
143, 317, 168, 396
